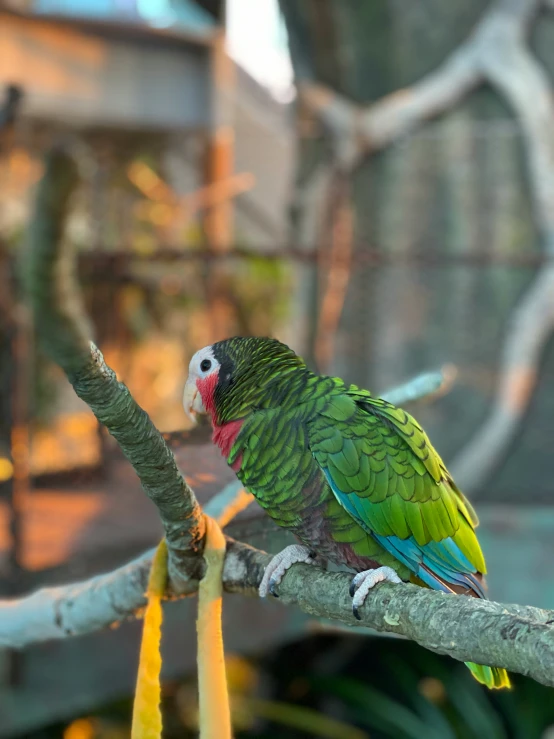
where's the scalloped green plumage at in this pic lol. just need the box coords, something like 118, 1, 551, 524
210, 336, 509, 689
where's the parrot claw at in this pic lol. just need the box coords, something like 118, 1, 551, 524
259, 545, 316, 598
268, 577, 280, 598
349, 567, 403, 620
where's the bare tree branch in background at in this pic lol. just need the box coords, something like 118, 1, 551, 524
297, 0, 554, 494
299, 0, 539, 166
451, 0, 554, 491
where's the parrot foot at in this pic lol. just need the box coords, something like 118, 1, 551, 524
259, 545, 316, 598
350, 566, 403, 620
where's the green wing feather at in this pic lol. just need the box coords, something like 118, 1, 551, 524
308, 387, 487, 588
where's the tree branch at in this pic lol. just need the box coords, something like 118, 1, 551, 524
298, 0, 539, 168
0, 482, 243, 648
3, 530, 554, 688
25, 147, 205, 590
298, 52, 479, 168
381, 368, 455, 406
255, 561, 554, 689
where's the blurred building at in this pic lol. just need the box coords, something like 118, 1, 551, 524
0, 0, 293, 247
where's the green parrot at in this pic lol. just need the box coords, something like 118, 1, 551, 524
183, 336, 510, 690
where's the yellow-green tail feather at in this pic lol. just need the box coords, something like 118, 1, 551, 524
465, 662, 511, 689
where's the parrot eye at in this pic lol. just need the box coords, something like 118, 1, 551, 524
200, 359, 212, 372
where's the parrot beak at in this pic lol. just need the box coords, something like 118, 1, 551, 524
183, 379, 205, 424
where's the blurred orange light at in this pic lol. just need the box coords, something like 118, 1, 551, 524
64, 718, 95, 739
127, 162, 174, 203
0, 458, 14, 482
418, 676, 446, 703
196, 473, 216, 483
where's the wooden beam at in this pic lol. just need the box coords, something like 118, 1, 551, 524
203, 126, 235, 252
203, 31, 236, 252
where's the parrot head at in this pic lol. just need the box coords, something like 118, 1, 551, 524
183, 337, 306, 426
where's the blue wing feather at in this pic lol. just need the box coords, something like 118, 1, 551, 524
323, 467, 486, 598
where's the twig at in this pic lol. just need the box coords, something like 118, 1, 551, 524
381, 368, 455, 406
25, 148, 205, 590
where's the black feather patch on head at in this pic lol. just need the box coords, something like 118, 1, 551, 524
210, 337, 307, 422
212, 337, 300, 376
211, 341, 235, 394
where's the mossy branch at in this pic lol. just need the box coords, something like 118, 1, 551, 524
25, 148, 205, 590
2, 530, 554, 688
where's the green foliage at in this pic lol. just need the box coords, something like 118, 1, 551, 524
32, 635, 554, 739
260, 636, 553, 739
233, 255, 292, 335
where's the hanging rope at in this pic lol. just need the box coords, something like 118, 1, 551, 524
131, 489, 253, 739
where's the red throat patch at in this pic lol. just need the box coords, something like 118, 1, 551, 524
196, 371, 219, 422
196, 370, 244, 467
212, 419, 244, 464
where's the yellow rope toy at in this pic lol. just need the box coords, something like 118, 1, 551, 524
131, 490, 253, 739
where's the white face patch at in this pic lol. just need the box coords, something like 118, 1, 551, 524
187, 345, 220, 383
183, 345, 221, 422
